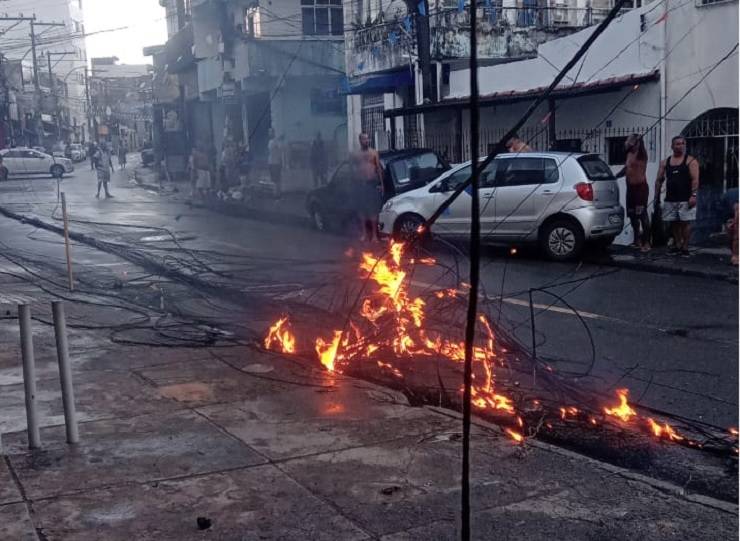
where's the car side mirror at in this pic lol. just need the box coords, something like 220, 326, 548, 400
430, 179, 448, 193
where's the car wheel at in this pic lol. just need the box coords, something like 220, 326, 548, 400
310, 205, 328, 232
393, 213, 427, 243
540, 219, 584, 261
50, 165, 64, 179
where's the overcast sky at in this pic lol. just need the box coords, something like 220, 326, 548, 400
85, 0, 167, 65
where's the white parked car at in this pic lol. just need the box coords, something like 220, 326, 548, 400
0, 147, 74, 179
378, 152, 624, 261
68, 143, 87, 162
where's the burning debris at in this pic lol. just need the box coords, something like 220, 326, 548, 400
263, 242, 739, 454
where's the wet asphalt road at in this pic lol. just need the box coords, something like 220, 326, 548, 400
0, 160, 737, 430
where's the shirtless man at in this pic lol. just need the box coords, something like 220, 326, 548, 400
352, 133, 384, 242
505, 134, 532, 153
655, 136, 700, 257
616, 134, 650, 251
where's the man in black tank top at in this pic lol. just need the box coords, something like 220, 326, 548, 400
655, 136, 700, 256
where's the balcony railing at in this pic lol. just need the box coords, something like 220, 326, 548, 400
348, 5, 625, 75
430, 6, 620, 32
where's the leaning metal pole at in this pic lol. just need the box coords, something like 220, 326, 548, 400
460, 0, 481, 537
18, 304, 41, 449
52, 301, 79, 444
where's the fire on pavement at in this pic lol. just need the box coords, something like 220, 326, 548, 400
264, 241, 738, 453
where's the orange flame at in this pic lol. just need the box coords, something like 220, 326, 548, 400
264, 316, 296, 353
647, 418, 684, 441
505, 428, 524, 443
560, 406, 579, 420
264, 242, 515, 419
315, 331, 342, 372
604, 389, 636, 422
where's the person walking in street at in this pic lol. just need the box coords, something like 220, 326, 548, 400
88, 142, 97, 170
655, 135, 700, 257
351, 132, 384, 242
617, 134, 651, 252
311, 132, 328, 188
193, 147, 212, 202
0, 156, 8, 182
94, 142, 115, 199
268, 130, 285, 198
118, 141, 128, 170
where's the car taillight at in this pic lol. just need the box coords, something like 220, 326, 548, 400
575, 182, 594, 201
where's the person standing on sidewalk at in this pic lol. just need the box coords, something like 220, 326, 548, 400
94, 142, 115, 199
351, 133, 384, 242
311, 132, 328, 187
268, 130, 285, 198
617, 134, 650, 251
655, 135, 700, 257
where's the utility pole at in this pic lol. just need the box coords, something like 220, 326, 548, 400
407, 0, 433, 104
46, 51, 74, 143
29, 21, 66, 146
31, 21, 67, 87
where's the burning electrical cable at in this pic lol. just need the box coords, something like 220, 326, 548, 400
262, 242, 738, 454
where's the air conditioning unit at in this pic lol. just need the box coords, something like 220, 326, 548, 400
552, 1, 571, 25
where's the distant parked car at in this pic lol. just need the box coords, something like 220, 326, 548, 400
68, 143, 87, 162
0, 147, 74, 179
378, 152, 624, 261
306, 148, 450, 232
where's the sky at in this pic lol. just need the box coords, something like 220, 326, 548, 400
85, 0, 167, 65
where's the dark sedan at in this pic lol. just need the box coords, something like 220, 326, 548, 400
306, 148, 449, 232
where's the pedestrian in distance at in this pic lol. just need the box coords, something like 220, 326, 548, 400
0, 156, 8, 182
505, 133, 532, 153
268, 130, 285, 198
118, 141, 128, 170
654, 135, 700, 257
88, 141, 97, 170
616, 134, 651, 252
94, 141, 115, 199
351, 132, 384, 242
193, 147, 212, 202
311, 131, 328, 188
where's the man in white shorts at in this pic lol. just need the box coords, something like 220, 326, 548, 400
654, 136, 700, 257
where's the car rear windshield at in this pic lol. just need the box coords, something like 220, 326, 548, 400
577, 155, 615, 181
389, 152, 445, 185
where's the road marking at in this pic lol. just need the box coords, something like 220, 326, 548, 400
0, 293, 37, 305
495, 296, 608, 320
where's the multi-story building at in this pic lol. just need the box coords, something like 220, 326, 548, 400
343, 0, 633, 150
148, 0, 346, 183
0, 0, 88, 144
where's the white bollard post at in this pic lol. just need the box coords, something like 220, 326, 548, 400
18, 304, 41, 449
51, 301, 79, 444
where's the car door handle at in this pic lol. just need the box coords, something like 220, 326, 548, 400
482, 193, 495, 199
541, 190, 555, 195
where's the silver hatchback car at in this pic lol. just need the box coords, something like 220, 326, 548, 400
378, 152, 624, 260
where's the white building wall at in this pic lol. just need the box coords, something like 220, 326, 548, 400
0, 0, 88, 141
663, 0, 739, 146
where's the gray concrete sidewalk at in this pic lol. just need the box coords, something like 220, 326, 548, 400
0, 298, 736, 540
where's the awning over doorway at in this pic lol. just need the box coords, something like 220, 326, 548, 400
341, 68, 413, 95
